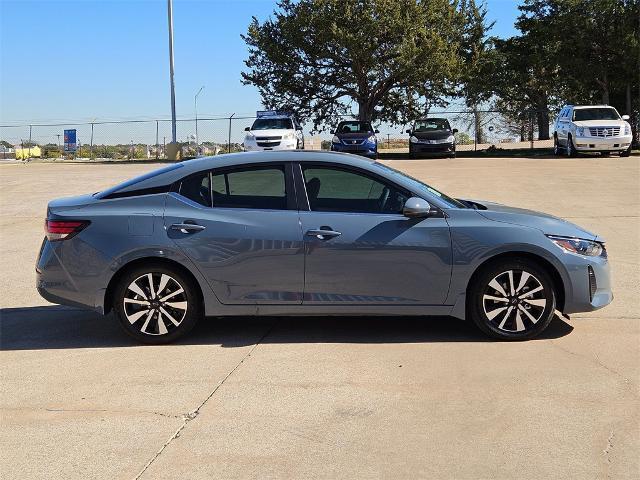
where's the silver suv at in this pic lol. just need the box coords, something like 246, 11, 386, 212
553, 105, 632, 157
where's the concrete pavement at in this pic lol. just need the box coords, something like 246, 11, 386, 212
1, 156, 638, 479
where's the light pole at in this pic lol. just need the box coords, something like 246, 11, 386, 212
167, 0, 177, 152
194, 85, 205, 156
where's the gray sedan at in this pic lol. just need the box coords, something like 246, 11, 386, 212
36, 151, 612, 343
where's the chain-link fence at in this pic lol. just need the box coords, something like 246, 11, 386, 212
1, 110, 562, 160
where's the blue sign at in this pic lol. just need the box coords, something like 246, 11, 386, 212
64, 129, 77, 152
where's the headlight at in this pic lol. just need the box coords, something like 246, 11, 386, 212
367, 135, 376, 143
446, 135, 455, 143
624, 123, 631, 135
410, 136, 419, 143
547, 235, 605, 257
244, 132, 255, 141
576, 127, 588, 137
332, 135, 340, 143
283, 132, 295, 140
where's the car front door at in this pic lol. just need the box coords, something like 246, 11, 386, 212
164, 163, 304, 304
296, 163, 451, 305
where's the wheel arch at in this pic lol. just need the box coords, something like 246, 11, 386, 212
466, 251, 566, 312
103, 256, 205, 315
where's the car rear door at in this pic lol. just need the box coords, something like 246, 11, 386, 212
164, 163, 304, 304
296, 163, 451, 305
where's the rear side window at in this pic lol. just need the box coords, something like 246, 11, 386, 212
212, 166, 287, 210
302, 166, 408, 214
179, 172, 211, 207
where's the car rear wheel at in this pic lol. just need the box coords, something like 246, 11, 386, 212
468, 260, 556, 340
114, 264, 202, 344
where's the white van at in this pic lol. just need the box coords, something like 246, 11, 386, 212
243, 111, 304, 151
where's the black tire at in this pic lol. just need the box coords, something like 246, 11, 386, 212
566, 135, 577, 157
450, 151, 456, 159
113, 263, 202, 344
468, 259, 556, 341
553, 135, 562, 156
620, 146, 631, 157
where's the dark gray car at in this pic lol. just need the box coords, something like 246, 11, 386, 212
37, 151, 612, 343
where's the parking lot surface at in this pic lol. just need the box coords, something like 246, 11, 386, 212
1, 156, 639, 479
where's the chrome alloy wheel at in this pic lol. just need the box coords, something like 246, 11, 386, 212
482, 270, 547, 333
124, 273, 188, 336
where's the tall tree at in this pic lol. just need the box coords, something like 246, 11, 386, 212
242, 0, 484, 129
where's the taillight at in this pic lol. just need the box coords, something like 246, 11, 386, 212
45, 220, 89, 241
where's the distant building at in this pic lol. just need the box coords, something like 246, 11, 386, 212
14, 145, 41, 159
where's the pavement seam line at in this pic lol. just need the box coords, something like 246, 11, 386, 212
132, 320, 277, 480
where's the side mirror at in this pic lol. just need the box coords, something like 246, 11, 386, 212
330, 130, 335, 134
403, 197, 432, 218
452, 128, 459, 134
244, 127, 250, 131
622, 114, 630, 120
374, 129, 380, 134
406, 129, 412, 134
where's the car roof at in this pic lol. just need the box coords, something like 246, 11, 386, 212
102, 151, 376, 197
570, 105, 616, 109
416, 117, 449, 121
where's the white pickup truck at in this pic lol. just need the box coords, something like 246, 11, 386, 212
243, 111, 304, 151
553, 105, 633, 157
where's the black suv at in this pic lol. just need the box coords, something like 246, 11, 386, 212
406, 118, 457, 158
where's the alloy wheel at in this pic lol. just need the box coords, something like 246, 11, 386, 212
482, 269, 547, 333
123, 273, 188, 336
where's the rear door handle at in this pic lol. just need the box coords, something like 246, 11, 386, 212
306, 228, 341, 240
170, 223, 206, 233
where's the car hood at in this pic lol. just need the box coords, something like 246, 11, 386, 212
412, 130, 453, 140
248, 129, 294, 137
337, 132, 374, 140
573, 119, 626, 128
465, 199, 600, 241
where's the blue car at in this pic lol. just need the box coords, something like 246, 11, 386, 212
330, 120, 379, 158
37, 151, 612, 343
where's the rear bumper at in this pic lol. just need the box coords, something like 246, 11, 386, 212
35, 237, 106, 313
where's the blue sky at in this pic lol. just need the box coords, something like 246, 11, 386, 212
0, 0, 521, 144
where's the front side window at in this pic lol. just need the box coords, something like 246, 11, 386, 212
302, 166, 408, 214
212, 166, 287, 210
573, 108, 620, 121
251, 118, 294, 130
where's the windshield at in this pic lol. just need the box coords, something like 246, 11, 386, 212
251, 118, 294, 130
414, 119, 451, 132
573, 108, 620, 121
337, 121, 374, 134
371, 163, 467, 208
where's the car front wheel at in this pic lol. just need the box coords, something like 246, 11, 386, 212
114, 264, 202, 344
553, 135, 562, 155
468, 260, 556, 340
566, 135, 577, 157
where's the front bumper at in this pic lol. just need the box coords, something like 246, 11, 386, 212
410, 142, 455, 155
574, 135, 632, 151
560, 251, 613, 314
244, 139, 297, 151
331, 142, 377, 157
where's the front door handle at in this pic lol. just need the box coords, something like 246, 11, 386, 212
306, 228, 341, 240
170, 222, 206, 233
